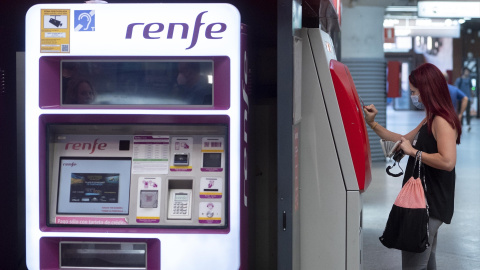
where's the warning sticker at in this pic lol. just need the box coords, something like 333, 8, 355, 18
41, 9, 70, 53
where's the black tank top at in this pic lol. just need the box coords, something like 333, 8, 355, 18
402, 122, 456, 224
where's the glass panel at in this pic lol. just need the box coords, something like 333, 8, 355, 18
62, 60, 213, 106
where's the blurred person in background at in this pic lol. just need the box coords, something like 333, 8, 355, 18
455, 67, 473, 131
444, 72, 468, 122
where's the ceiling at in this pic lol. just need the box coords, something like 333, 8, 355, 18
344, 0, 480, 8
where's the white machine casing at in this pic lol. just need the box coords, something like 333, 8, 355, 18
25, 3, 247, 270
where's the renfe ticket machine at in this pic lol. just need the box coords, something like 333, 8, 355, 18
299, 28, 372, 269
25, 3, 248, 269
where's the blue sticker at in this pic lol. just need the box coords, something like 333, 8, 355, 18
74, 10, 95, 31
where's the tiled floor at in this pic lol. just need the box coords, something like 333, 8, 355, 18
363, 106, 480, 270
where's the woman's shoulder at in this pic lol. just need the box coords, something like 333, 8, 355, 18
431, 115, 452, 127
431, 115, 457, 140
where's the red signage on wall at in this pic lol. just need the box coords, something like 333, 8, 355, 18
387, 61, 401, 98
384, 28, 395, 43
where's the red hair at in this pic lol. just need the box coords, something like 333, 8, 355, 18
409, 63, 462, 144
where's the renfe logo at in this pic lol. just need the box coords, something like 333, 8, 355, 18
125, 11, 227, 50
65, 139, 107, 154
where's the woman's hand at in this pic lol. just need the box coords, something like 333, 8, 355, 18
399, 137, 415, 157
363, 104, 378, 125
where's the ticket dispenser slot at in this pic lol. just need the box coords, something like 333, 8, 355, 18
167, 180, 193, 220
59, 242, 147, 269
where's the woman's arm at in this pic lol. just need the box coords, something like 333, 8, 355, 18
400, 116, 457, 171
363, 104, 425, 143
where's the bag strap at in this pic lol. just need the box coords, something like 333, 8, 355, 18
412, 151, 422, 179
417, 150, 430, 241
414, 150, 429, 205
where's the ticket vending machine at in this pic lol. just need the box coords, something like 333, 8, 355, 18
299, 28, 372, 269
25, 3, 249, 269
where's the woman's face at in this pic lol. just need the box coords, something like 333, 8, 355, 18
77, 82, 95, 104
409, 83, 422, 102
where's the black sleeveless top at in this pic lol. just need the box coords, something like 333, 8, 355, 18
402, 122, 456, 224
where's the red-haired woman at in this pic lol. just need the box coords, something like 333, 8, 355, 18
64, 78, 97, 104
363, 63, 461, 269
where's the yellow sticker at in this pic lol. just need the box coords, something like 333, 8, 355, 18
41, 9, 70, 53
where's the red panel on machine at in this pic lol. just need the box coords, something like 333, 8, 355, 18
329, 60, 372, 191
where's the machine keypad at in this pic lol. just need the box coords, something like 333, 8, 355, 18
173, 202, 188, 215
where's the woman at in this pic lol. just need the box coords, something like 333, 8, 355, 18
364, 63, 461, 269
64, 79, 96, 104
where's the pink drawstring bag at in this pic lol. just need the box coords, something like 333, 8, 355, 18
394, 177, 427, 209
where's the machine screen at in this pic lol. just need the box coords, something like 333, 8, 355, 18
175, 194, 189, 201
61, 60, 213, 106
69, 173, 119, 203
57, 158, 132, 215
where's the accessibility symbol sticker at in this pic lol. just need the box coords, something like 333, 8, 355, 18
74, 10, 95, 31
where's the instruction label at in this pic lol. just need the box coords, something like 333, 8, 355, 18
132, 135, 170, 174
41, 9, 70, 53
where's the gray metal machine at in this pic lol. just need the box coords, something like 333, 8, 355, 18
298, 28, 372, 270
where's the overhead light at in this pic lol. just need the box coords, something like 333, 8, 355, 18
418, 1, 480, 18
396, 26, 459, 38
384, 19, 400, 27
415, 19, 432, 26
385, 6, 418, 12
395, 29, 412, 36
384, 17, 461, 38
